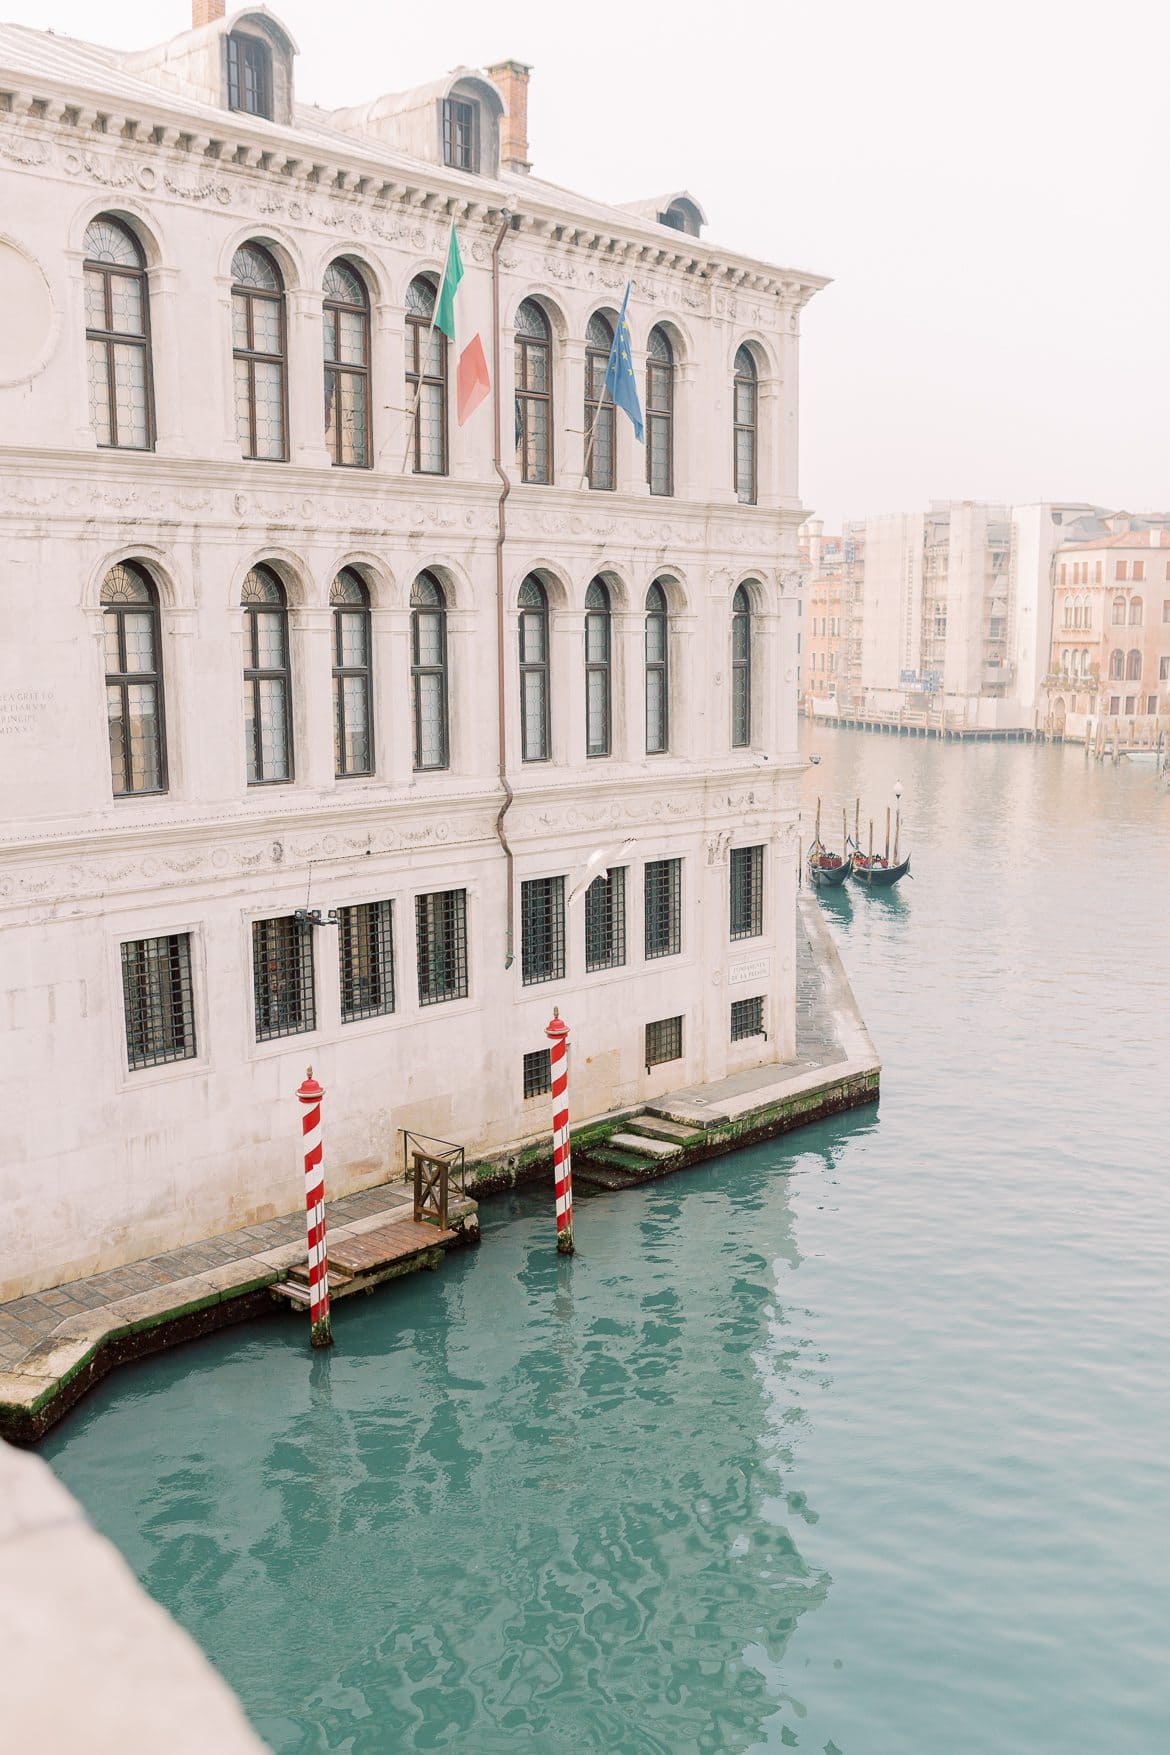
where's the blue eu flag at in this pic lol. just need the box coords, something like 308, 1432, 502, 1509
602, 282, 643, 441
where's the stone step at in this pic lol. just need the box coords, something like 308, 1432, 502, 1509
572, 1164, 647, 1192
287, 1262, 353, 1289
608, 1130, 681, 1158
585, 1146, 657, 1176
628, 1115, 707, 1146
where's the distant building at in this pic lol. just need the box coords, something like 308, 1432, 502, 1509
1043, 529, 1170, 738
798, 520, 845, 706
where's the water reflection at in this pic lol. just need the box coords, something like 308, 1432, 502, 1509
48, 1147, 846, 1753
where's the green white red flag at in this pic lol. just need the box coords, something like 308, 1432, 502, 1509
435, 224, 490, 426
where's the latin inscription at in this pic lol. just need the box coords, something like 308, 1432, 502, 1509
0, 688, 55, 737
728, 957, 770, 986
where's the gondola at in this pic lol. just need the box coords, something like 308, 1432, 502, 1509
806, 800, 853, 888
807, 847, 852, 888
849, 801, 911, 888
850, 851, 911, 887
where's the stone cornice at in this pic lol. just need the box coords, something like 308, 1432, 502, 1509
0, 73, 829, 304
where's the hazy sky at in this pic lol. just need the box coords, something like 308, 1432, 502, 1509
9, 0, 1170, 526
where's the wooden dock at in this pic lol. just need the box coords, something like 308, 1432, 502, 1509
273, 1217, 462, 1308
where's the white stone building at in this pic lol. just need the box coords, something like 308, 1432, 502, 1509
0, 5, 826, 1299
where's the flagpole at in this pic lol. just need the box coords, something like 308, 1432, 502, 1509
580, 375, 612, 491
401, 298, 444, 475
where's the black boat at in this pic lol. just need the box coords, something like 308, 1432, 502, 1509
850, 851, 911, 888
807, 847, 852, 887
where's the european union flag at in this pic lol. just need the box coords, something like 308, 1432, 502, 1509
602, 282, 643, 441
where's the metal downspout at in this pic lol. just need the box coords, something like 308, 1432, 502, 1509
491, 211, 516, 968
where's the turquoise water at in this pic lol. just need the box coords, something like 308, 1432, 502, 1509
47, 734, 1170, 1753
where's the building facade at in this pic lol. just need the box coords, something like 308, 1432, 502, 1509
797, 521, 845, 707
0, 6, 826, 1298
1043, 529, 1170, 738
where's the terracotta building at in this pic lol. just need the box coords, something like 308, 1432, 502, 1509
1044, 530, 1170, 738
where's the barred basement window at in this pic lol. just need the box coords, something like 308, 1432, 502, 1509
730, 995, 765, 1041
523, 1048, 552, 1098
337, 900, 394, 1022
585, 866, 626, 971
645, 1014, 683, 1069
121, 934, 195, 1070
252, 915, 315, 1041
521, 875, 565, 985
644, 858, 682, 959
416, 889, 468, 1005
730, 845, 764, 939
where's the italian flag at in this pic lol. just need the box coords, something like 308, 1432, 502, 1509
435, 224, 490, 426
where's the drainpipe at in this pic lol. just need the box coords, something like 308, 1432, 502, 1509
492, 210, 516, 968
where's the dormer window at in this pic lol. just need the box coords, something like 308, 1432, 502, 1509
443, 97, 479, 171
228, 31, 273, 119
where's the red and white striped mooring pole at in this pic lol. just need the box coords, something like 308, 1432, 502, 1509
297, 1067, 332, 1348
545, 1009, 575, 1255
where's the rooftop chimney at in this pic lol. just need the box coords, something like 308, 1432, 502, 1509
487, 59, 532, 175
192, 0, 226, 26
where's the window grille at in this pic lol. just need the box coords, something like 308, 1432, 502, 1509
521, 876, 565, 985
519, 575, 551, 760
585, 312, 615, 491
733, 344, 758, 504
731, 585, 752, 747
121, 934, 195, 1069
231, 242, 286, 460
337, 900, 394, 1022
645, 1015, 683, 1069
83, 216, 153, 451
323, 259, 371, 469
416, 889, 468, 1005
101, 562, 166, 795
730, 845, 764, 940
646, 325, 674, 496
515, 299, 552, 484
584, 578, 611, 756
330, 569, 372, 776
644, 858, 682, 960
442, 97, 479, 171
405, 275, 448, 475
731, 995, 765, 1041
645, 581, 669, 753
523, 1048, 552, 1098
252, 915, 315, 1041
227, 32, 273, 118
585, 866, 626, 971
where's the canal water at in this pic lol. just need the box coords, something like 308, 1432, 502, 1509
47, 732, 1170, 1754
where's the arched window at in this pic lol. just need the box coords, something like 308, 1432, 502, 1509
241, 565, 292, 783
232, 244, 287, 461
515, 299, 552, 484
731, 584, 752, 747
1126, 649, 1142, 681
410, 572, 449, 771
645, 581, 669, 754
1109, 649, 1125, 680
1112, 595, 1127, 625
733, 346, 758, 505
1129, 595, 1143, 625
442, 95, 480, 171
518, 575, 550, 761
84, 216, 153, 451
323, 260, 371, 469
1082, 649, 1091, 676
101, 562, 165, 795
227, 31, 272, 119
585, 312, 615, 491
330, 570, 372, 777
405, 274, 447, 475
1060, 648, 1071, 676
646, 326, 674, 497
1062, 596, 1073, 629
584, 578, 611, 756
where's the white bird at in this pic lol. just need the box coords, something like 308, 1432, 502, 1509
567, 837, 636, 906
